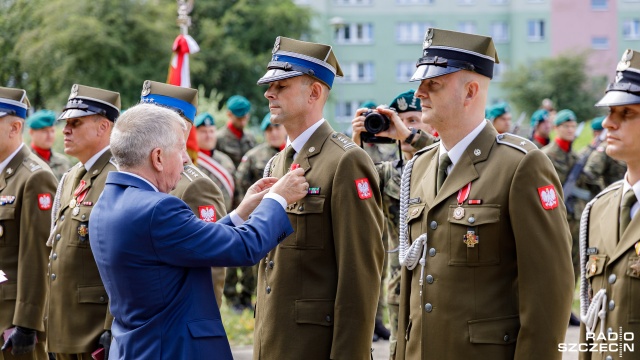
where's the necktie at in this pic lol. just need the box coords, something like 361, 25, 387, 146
436, 153, 452, 193
619, 190, 637, 240
283, 146, 295, 173
72, 166, 88, 189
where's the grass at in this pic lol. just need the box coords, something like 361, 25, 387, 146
220, 300, 256, 346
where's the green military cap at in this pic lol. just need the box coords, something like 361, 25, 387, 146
361, 101, 377, 109
390, 90, 421, 113
597, 49, 640, 107
26, 110, 57, 129
591, 116, 605, 131
554, 109, 577, 126
530, 109, 550, 127
59, 84, 121, 122
0, 87, 30, 119
258, 36, 344, 89
411, 28, 499, 82
227, 95, 251, 117
486, 102, 510, 121
140, 80, 198, 122
260, 113, 273, 132
194, 112, 215, 128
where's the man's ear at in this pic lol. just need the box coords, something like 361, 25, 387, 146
309, 81, 324, 103
150, 147, 164, 172
9, 118, 23, 138
464, 80, 479, 104
96, 117, 111, 136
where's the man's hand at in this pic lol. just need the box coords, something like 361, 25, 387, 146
98, 330, 111, 359
269, 168, 308, 205
351, 108, 369, 144
375, 107, 412, 142
1, 326, 37, 355
234, 177, 279, 219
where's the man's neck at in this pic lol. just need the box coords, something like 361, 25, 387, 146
285, 110, 324, 141
627, 162, 640, 185
438, 118, 484, 151
0, 141, 22, 163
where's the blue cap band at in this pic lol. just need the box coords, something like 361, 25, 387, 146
270, 54, 336, 88
0, 102, 27, 119
141, 94, 197, 122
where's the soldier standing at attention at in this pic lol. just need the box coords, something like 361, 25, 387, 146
0, 87, 57, 360
395, 28, 574, 360
579, 49, 640, 360
216, 95, 257, 167
530, 109, 552, 148
253, 36, 384, 360
139, 81, 228, 309
46, 84, 121, 360
26, 110, 71, 180
485, 102, 512, 134
583, 116, 627, 194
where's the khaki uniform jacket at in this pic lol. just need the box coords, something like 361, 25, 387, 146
170, 164, 227, 308
254, 121, 384, 360
46, 150, 115, 354
397, 124, 574, 360
579, 182, 640, 360
0, 146, 57, 334
216, 126, 257, 167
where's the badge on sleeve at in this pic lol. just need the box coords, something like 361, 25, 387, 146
199, 206, 216, 222
355, 178, 372, 200
537, 185, 558, 210
38, 193, 52, 210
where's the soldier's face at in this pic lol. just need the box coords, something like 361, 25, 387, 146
62, 115, 104, 161
492, 113, 512, 134
603, 104, 640, 164
264, 124, 286, 148
29, 127, 56, 149
229, 113, 249, 129
554, 121, 577, 142
264, 77, 310, 127
196, 125, 217, 151
416, 72, 465, 130
536, 119, 552, 137
0, 116, 23, 161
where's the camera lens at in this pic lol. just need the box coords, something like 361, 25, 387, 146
364, 112, 390, 134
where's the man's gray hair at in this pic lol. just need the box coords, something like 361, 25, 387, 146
111, 103, 186, 169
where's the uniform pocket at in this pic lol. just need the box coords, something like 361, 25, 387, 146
1, 283, 17, 300
468, 314, 520, 345
282, 196, 325, 249
294, 299, 334, 327
187, 319, 226, 338
70, 207, 92, 248
626, 255, 640, 322
448, 205, 501, 266
77, 285, 109, 304
0, 206, 16, 246
585, 254, 607, 280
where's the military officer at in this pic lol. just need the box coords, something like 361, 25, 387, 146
0, 88, 57, 360
26, 110, 72, 180
352, 89, 436, 359
46, 84, 121, 360
578, 49, 640, 360
530, 109, 552, 148
254, 36, 384, 360
485, 102, 511, 134
583, 117, 627, 193
139, 81, 228, 309
396, 28, 574, 360
216, 95, 257, 167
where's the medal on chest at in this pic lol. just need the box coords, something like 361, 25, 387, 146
463, 230, 479, 248
70, 180, 89, 210
453, 182, 471, 220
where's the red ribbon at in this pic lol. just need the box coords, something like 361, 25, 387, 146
457, 182, 471, 205
73, 180, 89, 203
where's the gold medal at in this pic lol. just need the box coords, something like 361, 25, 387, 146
453, 206, 465, 220
69, 198, 77, 209
463, 230, 479, 248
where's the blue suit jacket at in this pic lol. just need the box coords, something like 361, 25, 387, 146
89, 172, 292, 359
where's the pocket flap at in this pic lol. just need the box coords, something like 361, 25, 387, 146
449, 205, 500, 226
586, 255, 608, 279
0, 207, 16, 221
406, 204, 425, 224
71, 206, 92, 222
295, 299, 334, 326
286, 196, 325, 215
1, 283, 17, 300
187, 319, 226, 338
468, 315, 520, 345
77, 285, 108, 304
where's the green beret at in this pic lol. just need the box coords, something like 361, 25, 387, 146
227, 95, 251, 117
260, 113, 272, 132
26, 110, 57, 129
194, 112, 215, 128
530, 109, 549, 127
554, 109, 577, 126
361, 101, 377, 109
390, 90, 421, 113
591, 116, 605, 131
486, 102, 509, 121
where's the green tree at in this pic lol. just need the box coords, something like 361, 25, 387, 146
501, 52, 608, 122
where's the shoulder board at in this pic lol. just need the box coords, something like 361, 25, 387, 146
329, 133, 358, 151
183, 164, 206, 182
414, 142, 439, 157
21, 157, 42, 172
495, 133, 537, 154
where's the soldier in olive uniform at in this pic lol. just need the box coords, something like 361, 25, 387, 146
485, 102, 511, 134
139, 81, 227, 309
26, 110, 71, 180
254, 36, 384, 360
352, 89, 436, 359
583, 117, 627, 194
579, 49, 640, 360
46, 84, 121, 360
0, 88, 57, 360
216, 95, 257, 168
530, 109, 552, 148
396, 29, 574, 360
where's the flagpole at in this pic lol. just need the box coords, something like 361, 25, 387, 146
176, 0, 193, 36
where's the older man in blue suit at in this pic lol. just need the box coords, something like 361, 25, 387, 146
89, 103, 308, 360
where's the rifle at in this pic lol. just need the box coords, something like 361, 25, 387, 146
563, 128, 604, 215
510, 111, 526, 135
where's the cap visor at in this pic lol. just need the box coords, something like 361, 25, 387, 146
57, 109, 97, 121
595, 91, 640, 107
409, 65, 462, 82
0, 111, 9, 118
257, 69, 304, 85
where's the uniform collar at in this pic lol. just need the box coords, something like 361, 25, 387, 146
286, 118, 325, 159
622, 174, 640, 219
0, 143, 25, 175
438, 120, 486, 172
83, 146, 110, 171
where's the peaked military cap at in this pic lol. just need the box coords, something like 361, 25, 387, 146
194, 112, 215, 128
486, 102, 510, 121
140, 80, 198, 122
530, 109, 550, 127
553, 109, 577, 126
258, 36, 344, 89
227, 95, 251, 117
27, 110, 57, 129
0, 87, 30, 119
390, 90, 421, 113
596, 49, 640, 107
411, 28, 499, 82
591, 116, 605, 131
59, 84, 120, 122
260, 112, 273, 132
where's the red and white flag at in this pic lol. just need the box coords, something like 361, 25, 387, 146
167, 34, 200, 87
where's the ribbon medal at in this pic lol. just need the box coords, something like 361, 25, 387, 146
452, 182, 472, 220
70, 180, 88, 209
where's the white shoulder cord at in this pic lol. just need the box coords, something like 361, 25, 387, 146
263, 155, 276, 178
46, 171, 68, 247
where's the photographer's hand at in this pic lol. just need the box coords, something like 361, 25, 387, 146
376, 107, 412, 142
350, 108, 369, 144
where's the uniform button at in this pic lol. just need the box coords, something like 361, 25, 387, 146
609, 300, 615, 311
100, 296, 106, 302
424, 303, 433, 312
430, 221, 437, 230
298, 206, 304, 211
50, 274, 56, 281
426, 275, 434, 284
503, 334, 510, 342
60, 215, 65, 221
269, 261, 274, 269
325, 315, 331, 322
607, 327, 613, 335
81, 214, 86, 220
429, 248, 436, 257
608, 274, 617, 284
266, 286, 271, 294
468, 217, 475, 224
606, 356, 613, 360
52, 253, 57, 260
55, 234, 61, 241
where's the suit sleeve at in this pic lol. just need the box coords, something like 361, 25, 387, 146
15, 169, 57, 331
330, 149, 385, 360
509, 150, 574, 359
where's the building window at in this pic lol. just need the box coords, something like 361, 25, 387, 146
397, 61, 416, 82
335, 101, 363, 123
623, 20, 640, 39
493, 63, 508, 82
458, 0, 476, 5
591, 37, 609, 49
490, 0, 509, 4
335, 23, 374, 44
458, 21, 477, 34
396, 0, 434, 4
337, 62, 375, 83
334, 0, 372, 5
591, 0, 607, 9
491, 22, 509, 43
396, 22, 433, 44
527, 20, 545, 41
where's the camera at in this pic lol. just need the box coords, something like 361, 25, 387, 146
360, 109, 395, 144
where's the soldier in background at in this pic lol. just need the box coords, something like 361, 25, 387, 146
216, 95, 257, 167
583, 116, 627, 194
359, 101, 396, 164
485, 102, 511, 134
529, 109, 552, 148
26, 110, 71, 180
0, 87, 57, 360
